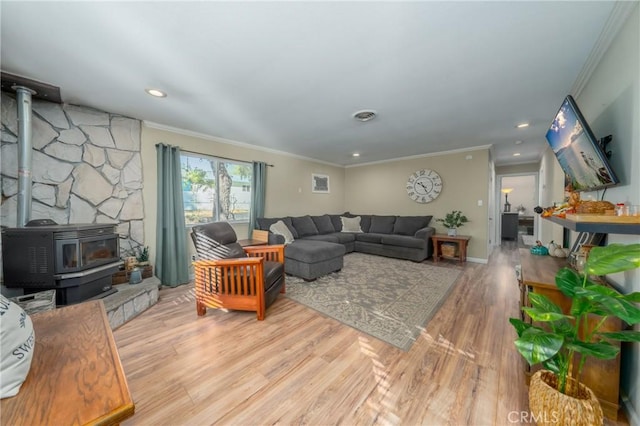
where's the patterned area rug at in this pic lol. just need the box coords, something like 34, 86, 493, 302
285, 253, 461, 351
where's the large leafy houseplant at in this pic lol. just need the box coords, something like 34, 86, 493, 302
510, 243, 640, 399
435, 210, 468, 229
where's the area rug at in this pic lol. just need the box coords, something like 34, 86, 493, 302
284, 253, 461, 351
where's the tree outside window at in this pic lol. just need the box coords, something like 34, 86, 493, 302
180, 154, 252, 225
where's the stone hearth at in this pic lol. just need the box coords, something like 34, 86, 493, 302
103, 277, 160, 329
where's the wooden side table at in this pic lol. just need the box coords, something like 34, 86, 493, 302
431, 234, 471, 265
238, 238, 268, 247
0, 300, 135, 425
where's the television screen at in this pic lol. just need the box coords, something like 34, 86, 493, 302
545, 95, 619, 192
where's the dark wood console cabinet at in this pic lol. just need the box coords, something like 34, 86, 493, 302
501, 213, 519, 240
517, 249, 621, 420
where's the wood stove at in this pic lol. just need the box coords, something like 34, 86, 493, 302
2, 220, 120, 305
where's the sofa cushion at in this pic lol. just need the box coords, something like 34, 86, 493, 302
341, 216, 363, 233
285, 240, 345, 263
355, 233, 385, 244
328, 214, 344, 231
292, 215, 319, 237
329, 232, 357, 244
311, 215, 335, 234
393, 216, 432, 236
301, 234, 340, 243
381, 234, 427, 250
257, 217, 298, 238
270, 220, 294, 244
369, 215, 396, 234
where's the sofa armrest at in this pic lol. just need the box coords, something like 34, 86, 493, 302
268, 233, 286, 245
414, 226, 435, 240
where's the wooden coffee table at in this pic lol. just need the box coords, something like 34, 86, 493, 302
1, 300, 135, 425
431, 234, 471, 265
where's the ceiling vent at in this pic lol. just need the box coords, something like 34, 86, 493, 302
353, 110, 377, 122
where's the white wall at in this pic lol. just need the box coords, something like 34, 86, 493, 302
345, 148, 490, 261
548, 5, 639, 423
537, 147, 565, 246
500, 175, 536, 216
140, 124, 346, 266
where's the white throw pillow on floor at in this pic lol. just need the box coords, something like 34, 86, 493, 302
0, 295, 36, 398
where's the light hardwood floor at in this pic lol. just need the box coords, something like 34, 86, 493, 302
114, 243, 628, 425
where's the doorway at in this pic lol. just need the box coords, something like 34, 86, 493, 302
496, 174, 538, 247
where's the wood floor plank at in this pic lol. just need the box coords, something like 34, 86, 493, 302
114, 242, 628, 425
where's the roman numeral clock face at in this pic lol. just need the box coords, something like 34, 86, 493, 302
406, 169, 442, 203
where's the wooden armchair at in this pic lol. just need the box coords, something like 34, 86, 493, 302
191, 222, 285, 320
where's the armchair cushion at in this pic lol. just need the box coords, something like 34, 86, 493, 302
225, 242, 247, 259
264, 261, 285, 289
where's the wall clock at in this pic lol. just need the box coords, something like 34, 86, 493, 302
406, 169, 442, 203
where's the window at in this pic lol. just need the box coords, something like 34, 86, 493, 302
180, 153, 252, 225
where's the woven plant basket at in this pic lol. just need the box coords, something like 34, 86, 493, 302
529, 370, 603, 426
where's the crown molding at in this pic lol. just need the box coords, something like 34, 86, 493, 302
571, 1, 638, 98
345, 145, 492, 168
143, 121, 343, 168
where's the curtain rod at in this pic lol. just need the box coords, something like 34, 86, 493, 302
158, 144, 274, 167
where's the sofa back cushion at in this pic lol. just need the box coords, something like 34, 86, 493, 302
311, 215, 335, 234
393, 216, 432, 236
369, 215, 396, 234
328, 214, 343, 231
292, 215, 319, 237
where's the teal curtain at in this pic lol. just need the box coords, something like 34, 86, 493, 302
249, 161, 267, 238
155, 143, 190, 287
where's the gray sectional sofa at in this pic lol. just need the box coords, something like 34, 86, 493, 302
256, 213, 434, 280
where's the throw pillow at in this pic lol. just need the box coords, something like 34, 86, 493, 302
0, 295, 35, 398
341, 216, 363, 233
270, 220, 295, 244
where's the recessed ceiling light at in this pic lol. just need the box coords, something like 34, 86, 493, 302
513, 153, 521, 156
516, 123, 529, 128
353, 110, 377, 122
515, 140, 523, 145
145, 88, 167, 98
352, 153, 360, 157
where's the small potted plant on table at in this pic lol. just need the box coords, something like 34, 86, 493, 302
510, 243, 640, 425
435, 210, 468, 236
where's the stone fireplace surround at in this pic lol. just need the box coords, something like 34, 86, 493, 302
1, 94, 146, 281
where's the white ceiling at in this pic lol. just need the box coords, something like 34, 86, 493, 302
0, 1, 628, 167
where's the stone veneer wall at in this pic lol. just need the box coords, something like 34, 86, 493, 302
0, 94, 145, 268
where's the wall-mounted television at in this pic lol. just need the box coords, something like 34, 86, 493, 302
545, 95, 619, 192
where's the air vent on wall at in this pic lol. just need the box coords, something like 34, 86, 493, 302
353, 110, 377, 122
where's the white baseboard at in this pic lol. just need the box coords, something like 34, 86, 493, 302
467, 257, 488, 264
621, 392, 640, 426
